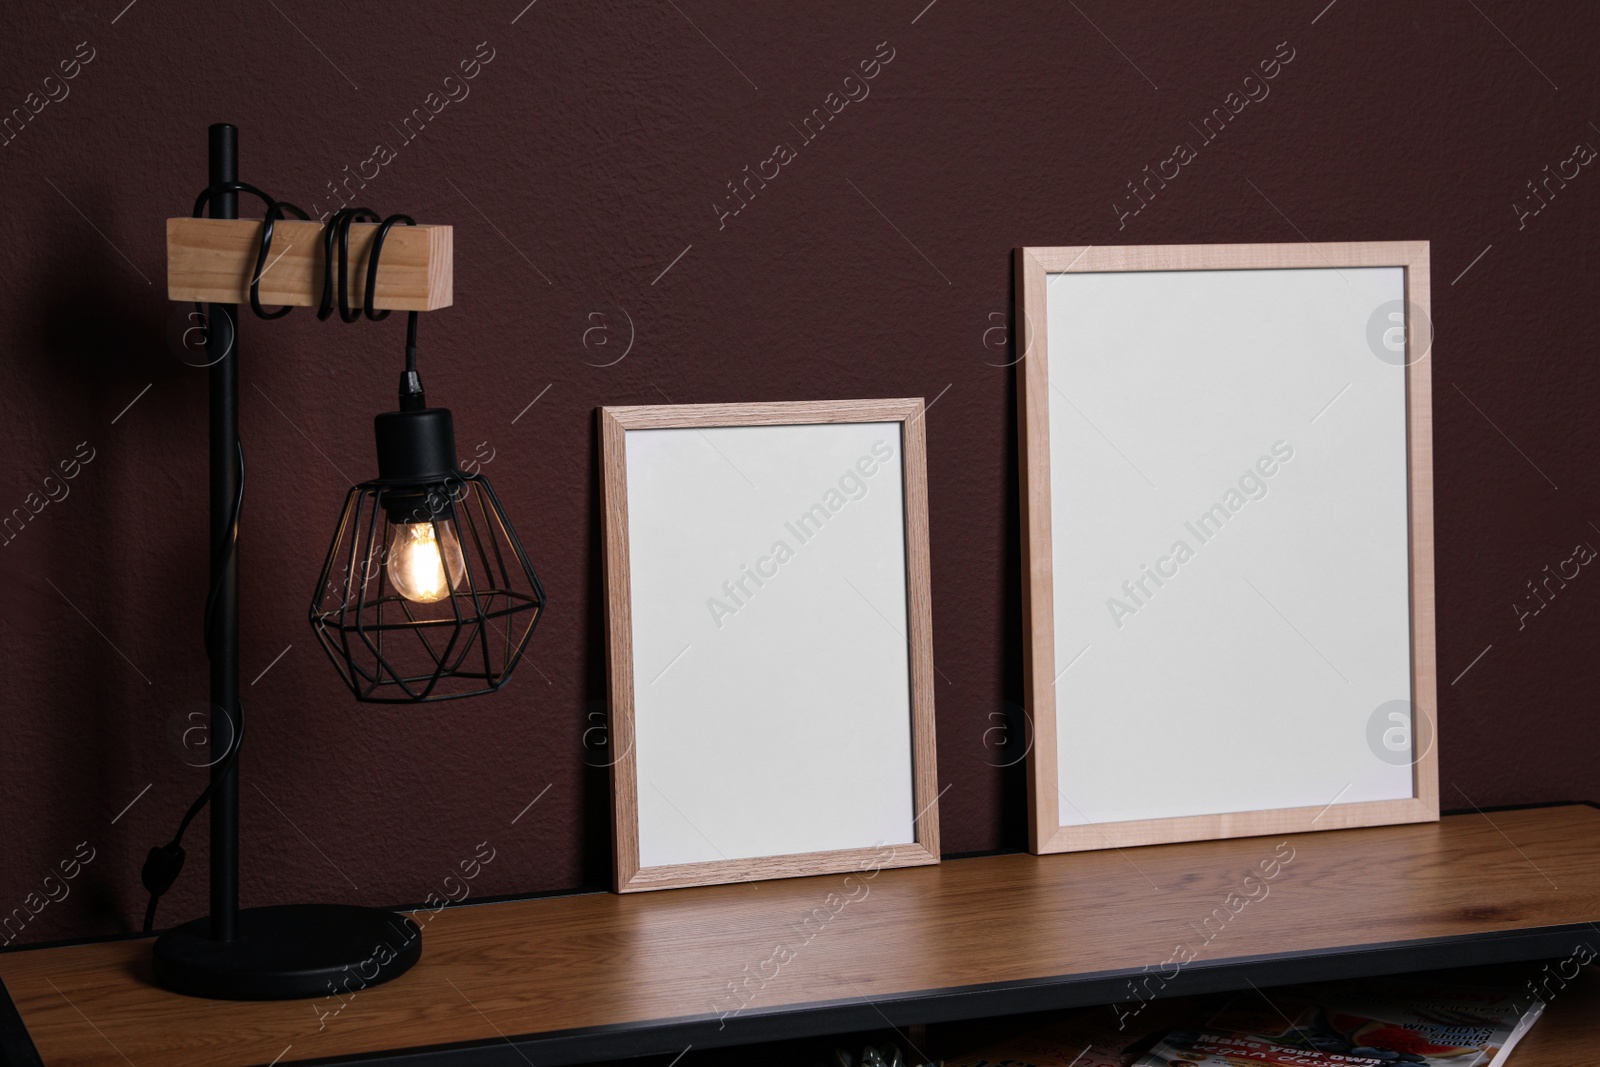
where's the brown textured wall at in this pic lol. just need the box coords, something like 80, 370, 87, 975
1, 0, 1597, 947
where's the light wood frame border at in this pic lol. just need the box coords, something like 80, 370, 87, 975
1016, 241, 1437, 854
599, 399, 941, 891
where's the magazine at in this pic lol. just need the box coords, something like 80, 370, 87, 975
943, 975, 1543, 1067
1133, 1030, 1386, 1066
1142, 976, 1545, 1067
942, 998, 1208, 1067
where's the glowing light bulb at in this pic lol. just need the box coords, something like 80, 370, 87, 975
386, 518, 466, 604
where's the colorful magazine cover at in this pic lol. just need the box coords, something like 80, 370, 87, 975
1132, 1030, 1386, 1067
942, 998, 1207, 1067
1191, 977, 1544, 1067
941, 975, 1543, 1067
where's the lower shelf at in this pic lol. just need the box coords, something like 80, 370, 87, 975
1512, 962, 1600, 1065
597, 964, 1600, 1067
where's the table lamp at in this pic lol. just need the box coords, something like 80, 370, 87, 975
143, 124, 545, 999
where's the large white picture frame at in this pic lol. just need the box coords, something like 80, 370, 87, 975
1016, 242, 1438, 853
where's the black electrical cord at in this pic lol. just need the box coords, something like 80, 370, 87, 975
141, 444, 246, 933
142, 187, 422, 933
363, 213, 422, 387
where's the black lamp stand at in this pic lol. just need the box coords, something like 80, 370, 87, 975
150, 125, 422, 1000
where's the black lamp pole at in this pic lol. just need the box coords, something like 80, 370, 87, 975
207, 121, 241, 945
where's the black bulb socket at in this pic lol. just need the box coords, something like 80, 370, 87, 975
374, 407, 460, 523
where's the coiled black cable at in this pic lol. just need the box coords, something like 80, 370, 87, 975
318, 207, 379, 322
188, 182, 310, 321
364, 214, 421, 376
142, 188, 421, 933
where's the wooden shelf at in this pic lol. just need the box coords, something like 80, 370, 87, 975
2, 804, 1597, 1067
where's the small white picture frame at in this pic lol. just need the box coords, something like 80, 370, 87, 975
599, 399, 941, 891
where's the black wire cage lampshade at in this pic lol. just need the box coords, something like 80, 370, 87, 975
311, 402, 545, 702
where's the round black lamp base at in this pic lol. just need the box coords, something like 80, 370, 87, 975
152, 904, 422, 1000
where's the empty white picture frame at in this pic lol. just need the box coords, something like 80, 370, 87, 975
599, 399, 940, 891
1016, 242, 1438, 853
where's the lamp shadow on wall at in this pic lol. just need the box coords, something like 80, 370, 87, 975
18, 207, 197, 934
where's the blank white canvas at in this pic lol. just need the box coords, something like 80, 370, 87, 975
625, 422, 916, 868
1047, 267, 1415, 828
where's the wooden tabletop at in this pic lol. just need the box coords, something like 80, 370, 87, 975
3, 804, 1598, 1067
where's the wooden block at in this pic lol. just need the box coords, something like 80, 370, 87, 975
166, 217, 453, 311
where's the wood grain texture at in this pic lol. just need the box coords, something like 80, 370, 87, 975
166, 218, 453, 310
1401, 245, 1440, 824
599, 406, 641, 890
1042, 797, 1438, 852
3, 806, 1597, 1067
898, 397, 943, 863
598, 399, 939, 892
1015, 249, 1059, 854
1016, 241, 1439, 854
602, 398, 924, 430
1020, 241, 1432, 274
